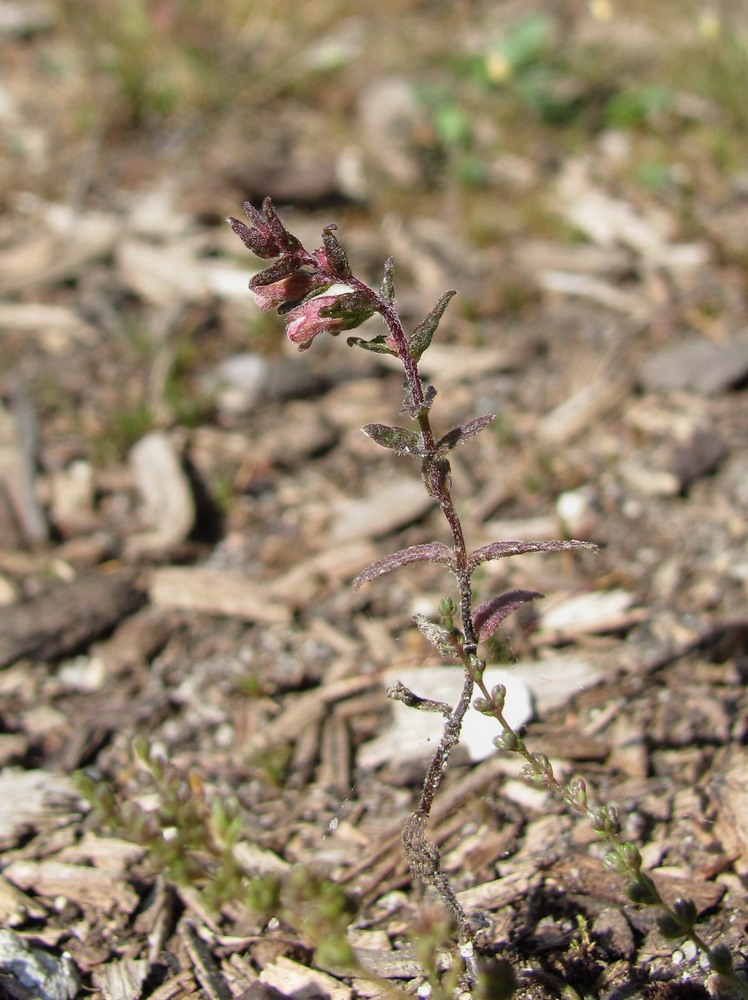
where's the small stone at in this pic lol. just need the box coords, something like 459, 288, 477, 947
668, 427, 727, 490
0, 929, 79, 1000
639, 335, 748, 395
618, 457, 680, 497
358, 665, 533, 767
126, 431, 195, 556
556, 486, 599, 537
205, 352, 268, 413
50, 460, 95, 534
591, 907, 635, 960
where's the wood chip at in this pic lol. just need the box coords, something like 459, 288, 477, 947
3, 859, 139, 913
149, 567, 291, 625
0, 571, 145, 669
0, 208, 118, 295
91, 958, 149, 1000
0, 768, 80, 850
536, 372, 633, 445
710, 753, 748, 876
456, 868, 533, 913
331, 477, 433, 543
0, 873, 46, 927
126, 432, 196, 556
259, 955, 352, 999
179, 923, 233, 1000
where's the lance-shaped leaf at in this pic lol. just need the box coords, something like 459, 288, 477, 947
261, 197, 302, 253
408, 290, 456, 361
347, 335, 397, 356
413, 615, 457, 657
468, 539, 597, 573
248, 255, 302, 288
436, 414, 495, 454
321, 224, 351, 279
473, 589, 543, 642
362, 423, 424, 456
353, 541, 453, 589
380, 256, 395, 303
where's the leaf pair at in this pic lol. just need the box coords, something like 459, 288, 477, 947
353, 538, 597, 590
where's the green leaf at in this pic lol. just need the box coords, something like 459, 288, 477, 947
408, 290, 456, 360
362, 423, 423, 456
402, 382, 436, 419
346, 335, 397, 356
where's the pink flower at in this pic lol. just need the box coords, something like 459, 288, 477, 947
250, 271, 331, 312
284, 293, 375, 352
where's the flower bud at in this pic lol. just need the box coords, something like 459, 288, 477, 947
493, 731, 525, 753
625, 873, 659, 905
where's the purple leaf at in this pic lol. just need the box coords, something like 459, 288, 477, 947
321, 224, 351, 279
468, 539, 597, 573
261, 197, 302, 252
362, 423, 424, 456
353, 542, 454, 589
436, 414, 495, 454
248, 256, 302, 288
473, 589, 543, 642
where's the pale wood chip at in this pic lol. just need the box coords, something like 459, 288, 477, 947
539, 270, 647, 316
376, 342, 529, 383
233, 842, 290, 877
0, 209, 118, 295
456, 869, 533, 912
0, 303, 96, 343
147, 971, 200, 999
3, 859, 138, 913
149, 567, 291, 625
256, 674, 378, 751
330, 478, 433, 543
0, 769, 80, 850
259, 955, 352, 999
711, 754, 748, 876
92, 958, 149, 1000
317, 712, 352, 798
58, 832, 146, 875
0, 873, 46, 926
268, 541, 378, 603
536, 371, 633, 445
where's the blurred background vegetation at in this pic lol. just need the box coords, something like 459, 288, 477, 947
8, 0, 748, 220
3, 0, 748, 456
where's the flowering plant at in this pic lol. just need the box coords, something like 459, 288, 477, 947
228, 199, 747, 996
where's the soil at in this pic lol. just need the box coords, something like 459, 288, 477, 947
1, 3, 747, 998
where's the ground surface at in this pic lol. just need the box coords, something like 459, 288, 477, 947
1, 2, 748, 998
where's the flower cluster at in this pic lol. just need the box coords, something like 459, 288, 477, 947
227, 198, 375, 351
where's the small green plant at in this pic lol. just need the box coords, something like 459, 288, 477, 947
79, 741, 447, 998
222, 198, 748, 996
